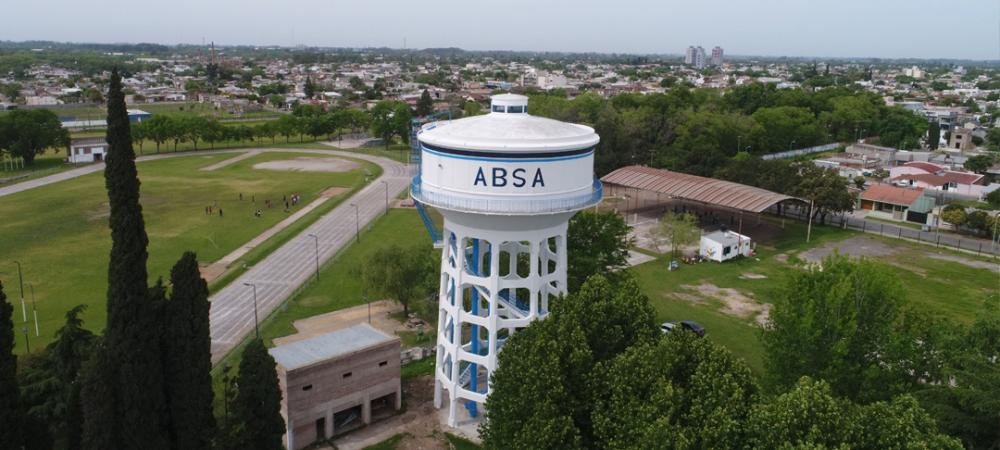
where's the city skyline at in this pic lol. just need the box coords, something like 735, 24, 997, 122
5, 0, 999, 61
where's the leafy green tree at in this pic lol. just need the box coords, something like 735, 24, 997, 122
463, 101, 483, 117
751, 106, 825, 153
747, 377, 961, 449
416, 89, 434, 117
143, 114, 172, 153
274, 114, 300, 143
877, 107, 926, 149
0, 109, 70, 165
566, 211, 631, 292
941, 204, 968, 227
162, 252, 215, 450
0, 281, 25, 450
360, 243, 436, 318
229, 338, 285, 450
591, 331, 758, 449
791, 163, 855, 223
480, 275, 658, 449
655, 212, 701, 258
964, 154, 995, 174
985, 188, 1000, 208
370, 100, 412, 149
81, 68, 170, 450
762, 254, 908, 402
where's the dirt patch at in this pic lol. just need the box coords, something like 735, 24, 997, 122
926, 253, 999, 271
774, 253, 789, 264
253, 156, 360, 173
740, 273, 768, 280
680, 283, 770, 326
670, 292, 704, 303
799, 235, 899, 264
319, 186, 348, 198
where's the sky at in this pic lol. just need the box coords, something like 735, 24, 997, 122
5, 0, 999, 60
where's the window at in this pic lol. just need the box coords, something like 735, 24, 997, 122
378, 361, 388, 367
507, 105, 524, 113
342, 372, 352, 379
492, 105, 505, 113
722, 246, 731, 256
302, 384, 313, 391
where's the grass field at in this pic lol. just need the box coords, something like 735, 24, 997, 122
1, 102, 283, 121
0, 150, 377, 353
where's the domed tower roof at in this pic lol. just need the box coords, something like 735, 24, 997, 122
417, 94, 599, 153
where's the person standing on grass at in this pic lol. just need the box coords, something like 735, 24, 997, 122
219, 209, 223, 218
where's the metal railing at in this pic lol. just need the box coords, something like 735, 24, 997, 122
411, 176, 602, 214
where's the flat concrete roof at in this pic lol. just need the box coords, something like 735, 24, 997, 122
269, 323, 396, 371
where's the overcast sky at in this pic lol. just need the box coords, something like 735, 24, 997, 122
6, 0, 998, 60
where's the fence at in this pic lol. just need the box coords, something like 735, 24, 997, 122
761, 143, 841, 160
777, 205, 1000, 258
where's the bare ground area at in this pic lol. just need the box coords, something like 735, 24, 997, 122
797, 235, 998, 272
253, 156, 361, 173
679, 283, 771, 326
271, 300, 408, 346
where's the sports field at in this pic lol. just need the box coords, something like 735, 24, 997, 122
0, 150, 378, 352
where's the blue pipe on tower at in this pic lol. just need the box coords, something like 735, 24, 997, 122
466, 238, 480, 417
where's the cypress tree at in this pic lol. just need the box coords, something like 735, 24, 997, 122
81, 339, 116, 449
304, 76, 315, 99
82, 67, 170, 449
0, 281, 25, 449
232, 338, 285, 450
928, 121, 941, 150
416, 89, 434, 117
163, 252, 215, 450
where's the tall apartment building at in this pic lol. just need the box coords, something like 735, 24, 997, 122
684, 46, 707, 69
711, 46, 724, 66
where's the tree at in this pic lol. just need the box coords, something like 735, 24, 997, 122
791, 163, 855, 223
591, 331, 758, 449
416, 89, 434, 117
566, 211, 631, 292
143, 114, 173, 153
274, 114, 299, 143
941, 204, 968, 227
986, 188, 1000, 208
303, 75, 315, 99
162, 252, 215, 450
463, 101, 483, 117
480, 275, 658, 449
747, 377, 961, 449
761, 254, 908, 402
916, 295, 1000, 450
360, 243, 436, 318
81, 68, 170, 450
927, 120, 941, 149
229, 339, 285, 450
964, 154, 995, 174
370, 100, 412, 149
655, 212, 701, 258
0, 281, 25, 450
853, 175, 867, 189
0, 109, 70, 165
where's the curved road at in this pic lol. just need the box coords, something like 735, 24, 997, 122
0, 146, 410, 362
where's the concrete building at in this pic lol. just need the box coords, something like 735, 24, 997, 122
269, 324, 401, 450
710, 46, 724, 66
948, 127, 975, 151
67, 137, 108, 163
684, 46, 706, 68
412, 93, 601, 426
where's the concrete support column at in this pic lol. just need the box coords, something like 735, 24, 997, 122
362, 395, 372, 425
325, 408, 334, 439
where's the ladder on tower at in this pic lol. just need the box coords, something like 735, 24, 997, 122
410, 111, 452, 249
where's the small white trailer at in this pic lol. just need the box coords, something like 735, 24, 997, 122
699, 230, 752, 262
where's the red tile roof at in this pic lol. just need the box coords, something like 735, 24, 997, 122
860, 184, 924, 206
890, 171, 984, 186
902, 161, 945, 174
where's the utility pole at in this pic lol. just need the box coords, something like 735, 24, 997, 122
14, 261, 26, 322
243, 282, 258, 338
29, 283, 38, 336
307, 234, 319, 282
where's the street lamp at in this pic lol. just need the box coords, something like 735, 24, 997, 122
350, 203, 360, 242
243, 282, 258, 338
14, 261, 25, 322
380, 180, 389, 215
307, 234, 319, 282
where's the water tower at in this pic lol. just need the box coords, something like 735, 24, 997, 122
411, 93, 601, 426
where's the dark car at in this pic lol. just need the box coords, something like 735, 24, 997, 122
660, 320, 706, 337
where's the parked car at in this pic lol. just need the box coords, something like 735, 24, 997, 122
660, 320, 706, 337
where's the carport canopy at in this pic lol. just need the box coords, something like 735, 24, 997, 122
601, 165, 805, 213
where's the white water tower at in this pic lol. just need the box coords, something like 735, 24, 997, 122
411, 93, 601, 426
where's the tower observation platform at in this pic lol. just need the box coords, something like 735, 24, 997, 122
411, 93, 601, 426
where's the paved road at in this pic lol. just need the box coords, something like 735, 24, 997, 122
208, 148, 409, 362
0, 149, 246, 198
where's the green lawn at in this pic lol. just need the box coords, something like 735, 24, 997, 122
631, 219, 998, 375
0, 150, 377, 353
0, 152, 79, 185
3, 102, 284, 121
